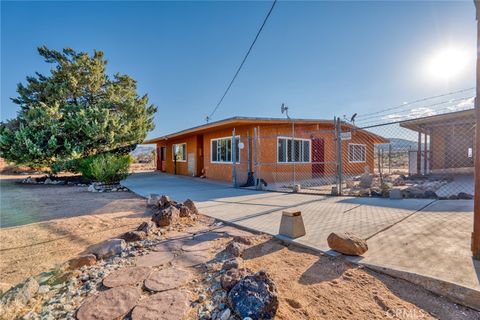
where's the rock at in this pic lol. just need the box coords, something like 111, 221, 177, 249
228, 271, 278, 320
136, 221, 157, 235
233, 236, 253, 245
102, 266, 151, 288
87, 184, 96, 192
458, 192, 473, 200
179, 205, 191, 217
152, 206, 180, 227
219, 308, 231, 320
327, 232, 368, 256
144, 267, 191, 292
147, 194, 160, 206
183, 199, 198, 215
222, 257, 243, 271
173, 251, 212, 268
159, 195, 172, 208
67, 254, 97, 270
37, 285, 50, 295
121, 231, 147, 242
44, 178, 52, 185
76, 285, 141, 320
424, 190, 437, 199
226, 241, 245, 257
345, 180, 355, 189
89, 239, 126, 259
221, 268, 249, 291
358, 174, 373, 188
0, 277, 39, 307
135, 251, 174, 267
131, 290, 189, 320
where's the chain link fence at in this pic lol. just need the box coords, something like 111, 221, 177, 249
233, 108, 475, 200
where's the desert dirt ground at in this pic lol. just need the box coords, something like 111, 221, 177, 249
0, 174, 478, 319
0, 174, 149, 291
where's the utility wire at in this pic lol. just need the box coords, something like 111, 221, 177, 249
355, 87, 475, 120
206, 0, 277, 122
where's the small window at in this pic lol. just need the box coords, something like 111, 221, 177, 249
211, 136, 239, 163
172, 143, 187, 162
277, 137, 311, 163
348, 144, 366, 163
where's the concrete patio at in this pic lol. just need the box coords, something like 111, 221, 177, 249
123, 172, 480, 308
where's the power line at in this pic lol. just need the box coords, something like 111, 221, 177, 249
355, 87, 475, 120
206, 0, 277, 122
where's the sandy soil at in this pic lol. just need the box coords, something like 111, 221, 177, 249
0, 175, 149, 291
1, 174, 478, 319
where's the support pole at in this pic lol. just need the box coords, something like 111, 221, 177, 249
424, 131, 428, 175
336, 118, 343, 196
417, 131, 422, 175
472, 0, 480, 259
232, 128, 237, 188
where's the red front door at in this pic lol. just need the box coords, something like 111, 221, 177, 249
158, 147, 167, 172
312, 138, 325, 176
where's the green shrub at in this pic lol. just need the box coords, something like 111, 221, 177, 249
79, 153, 131, 184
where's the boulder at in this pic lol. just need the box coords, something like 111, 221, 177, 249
183, 199, 198, 215
147, 194, 160, 206
389, 188, 404, 199
327, 232, 368, 256
121, 231, 147, 242
159, 195, 172, 208
152, 206, 180, 227
136, 221, 157, 235
221, 268, 249, 291
89, 239, 126, 259
226, 241, 244, 257
178, 205, 191, 218
67, 254, 97, 270
0, 277, 39, 307
222, 257, 244, 271
228, 270, 278, 320
358, 174, 373, 188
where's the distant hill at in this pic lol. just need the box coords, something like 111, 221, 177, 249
377, 138, 420, 151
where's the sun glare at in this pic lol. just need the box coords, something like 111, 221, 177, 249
425, 47, 469, 80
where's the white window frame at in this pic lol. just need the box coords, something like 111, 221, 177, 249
276, 136, 311, 164
348, 143, 366, 163
172, 143, 187, 162
210, 136, 240, 164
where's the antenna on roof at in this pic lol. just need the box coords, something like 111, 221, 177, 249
205, 116, 210, 123
350, 113, 357, 125
281, 103, 290, 119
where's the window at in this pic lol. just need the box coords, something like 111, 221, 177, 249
277, 137, 310, 163
468, 147, 473, 158
172, 143, 187, 162
211, 136, 240, 163
348, 144, 366, 163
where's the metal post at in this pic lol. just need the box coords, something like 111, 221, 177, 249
417, 131, 422, 175
291, 120, 296, 187
253, 127, 258, 187
472, 0, 480, 259
388, 144, 392, 174
232, 128, 237, 188
336, 118, 343, 195
424, 131, 428, 175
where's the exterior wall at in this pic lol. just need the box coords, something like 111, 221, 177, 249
154, 122, 378, 184
430, 125, 474, 170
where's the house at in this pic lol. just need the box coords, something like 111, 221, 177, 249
399, 109, 475, 174
143, 117, 388, 185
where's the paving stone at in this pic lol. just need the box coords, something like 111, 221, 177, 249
193, 232, 222, 242
152, 239, 186, 252
136, 252, 174, 267
213, 226, 256, 238
185, 225, 210, 235
102, 266, 151, 288
76, 286, 141, 320
144, 267, 191, 292
131, 290, 189, 320
181, 239, 215, 252
165, 231, 192, 240
173, 251, 212, 268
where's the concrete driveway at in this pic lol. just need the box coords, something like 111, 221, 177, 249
123, 172, 479, 305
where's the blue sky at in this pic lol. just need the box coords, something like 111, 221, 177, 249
1, 1, 476, 139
